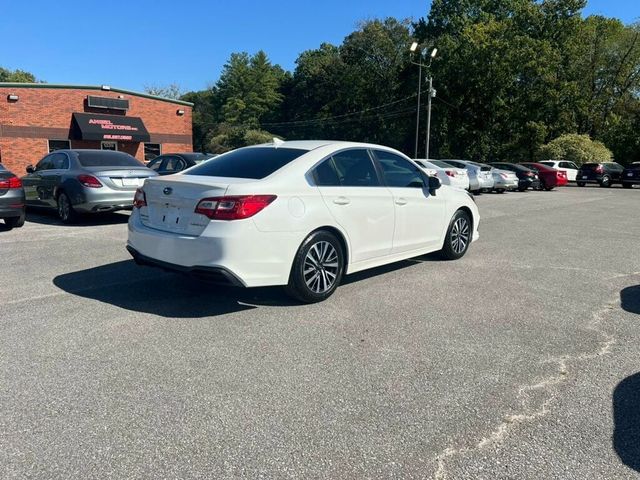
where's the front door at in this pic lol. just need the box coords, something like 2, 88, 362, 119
373, 150, 446, 253
313, 149, 395, 263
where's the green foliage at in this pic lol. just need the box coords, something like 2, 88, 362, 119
207, 126, 277, 154
0, 67, 38, 83
537, 134, 613, 165
143, 83, 183, 100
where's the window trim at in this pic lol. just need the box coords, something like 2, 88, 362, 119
144, 143, 162, 162
48, 139, 71, 153
101, 140, 118, 151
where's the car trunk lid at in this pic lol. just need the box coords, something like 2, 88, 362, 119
85, 166, 157, 190
139, 175, 249, 236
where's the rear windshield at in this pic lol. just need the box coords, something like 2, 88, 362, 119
187, 147, 307, 179
469, 161, 492, 171
430, 160, 456, 168
539, 161, 554, 167
77, 151, 143, 167
581, 163, 600, 170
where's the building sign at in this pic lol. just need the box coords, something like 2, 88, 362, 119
72, 112, 150, 142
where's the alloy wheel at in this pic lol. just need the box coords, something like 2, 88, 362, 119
303, 241, 339, 294
58, 195, 70, 221
451, 217, 470, 254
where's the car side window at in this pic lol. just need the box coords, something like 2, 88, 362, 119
374, 150, 425, 188
168, 158, 186, 172
35, 155, 54, 171
312, 158, 341, 186
331, 149, 380, 187
147, 157, 163, 171
51, 153, 69, 170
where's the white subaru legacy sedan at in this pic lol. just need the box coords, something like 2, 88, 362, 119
127, 140, 479, 302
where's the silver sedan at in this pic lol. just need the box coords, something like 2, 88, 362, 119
22, 149, 157, 223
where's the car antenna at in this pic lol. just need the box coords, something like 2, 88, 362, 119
272, 137, 284, 148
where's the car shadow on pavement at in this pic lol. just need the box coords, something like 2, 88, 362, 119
53, 260, 298, 318
620, 285, 640, 315
613, 372, 640, 473
26, 210, 130, 227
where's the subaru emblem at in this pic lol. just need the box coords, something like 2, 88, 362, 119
163, 187, 173, 195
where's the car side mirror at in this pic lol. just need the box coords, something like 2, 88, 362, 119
428, 175, 441, 195
26, 165, 35, 173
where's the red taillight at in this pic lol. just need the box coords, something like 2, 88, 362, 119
133, 188, 146, 208
77, 174, 103, 188
0, 176, 22, 189
195, 195, 277, 220
445, 170, 456, 177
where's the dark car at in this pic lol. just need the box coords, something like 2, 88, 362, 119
621, 163, 640, 189
576, 162, 624, 187
22, 150, 157, 223
0, 164, 26, 229
519, 163, 559, 191
147, 153, 217, 176
490, 162, 540, 191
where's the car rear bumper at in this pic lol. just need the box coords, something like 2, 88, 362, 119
0, 190, 26, 218
72, 188, 136, 213
127, 209, 302, 287
493, 179, 519, 189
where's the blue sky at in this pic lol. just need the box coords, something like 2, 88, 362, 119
0, 0, 637, 93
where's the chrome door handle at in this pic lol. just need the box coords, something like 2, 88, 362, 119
395, 198, 408, 206
333, 197, 350, 205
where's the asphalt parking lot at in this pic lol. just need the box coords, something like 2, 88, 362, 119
1, 185, 639, 479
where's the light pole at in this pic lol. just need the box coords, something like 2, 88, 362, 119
410, 44, 437, 159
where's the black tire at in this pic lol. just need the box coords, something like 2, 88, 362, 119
538, 179, 546, 191
496, 188, 505, 194
623, 183, 632, 189
577, 182, 586, 187
4, 212, 25, 229
284, 230, 345, 303
57, 192, 77, 224
545, 186, 554, 191
600, 175, 611, 188
518, 186, 527, 192
440, 210, 472, 260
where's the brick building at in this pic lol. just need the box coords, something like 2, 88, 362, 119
0, 83, 193, 174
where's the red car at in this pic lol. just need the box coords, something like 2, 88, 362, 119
520, 162, 565, 190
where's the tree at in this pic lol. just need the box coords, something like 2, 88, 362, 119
143, 83, 184, 100
537, 133, 612, 165
0, 67, 38, 83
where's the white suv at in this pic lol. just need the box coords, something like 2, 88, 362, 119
539, 160, 579, 182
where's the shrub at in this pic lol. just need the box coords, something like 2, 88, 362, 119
536, 134, 613, 166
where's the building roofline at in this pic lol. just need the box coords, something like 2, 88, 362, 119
0, 83, 194, 107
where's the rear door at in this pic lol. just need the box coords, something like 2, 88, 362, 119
313, 149, 394, 263
374, 150, 445, 253
559, 161, 578, 181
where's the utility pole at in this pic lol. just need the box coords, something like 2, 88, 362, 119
426, 76, 433, 160
414, 64, 422, 159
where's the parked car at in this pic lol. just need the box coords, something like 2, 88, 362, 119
127, 141, 480, 303
576, 162, 625, 187
147, 153, 218, 175
414, 159, 470, 190
0, 164, 26, 229
489, 166, 519, 193
438, 160, 494, 193
539, 160, 579, 182
519, 162, 560, 190
489, 162, 540, 191
622, 163, 640, 188
22, 150, 158, 223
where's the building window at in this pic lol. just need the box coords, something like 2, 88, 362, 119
101, 141, 118, 151
144, 143, 161, 162
48, 139, 71, 152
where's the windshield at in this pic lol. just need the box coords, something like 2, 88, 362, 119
187, 147, 307, 179
77, 151, 144, 167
